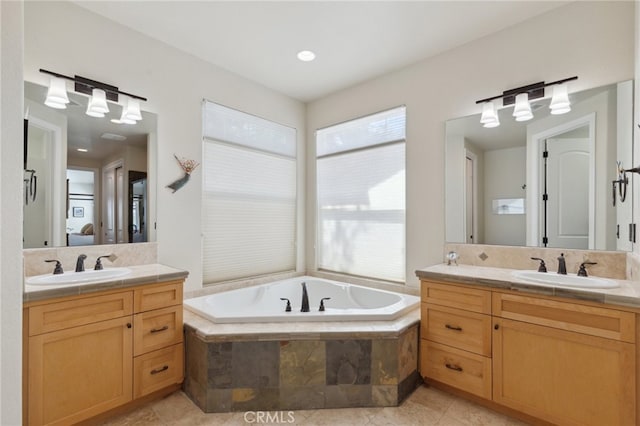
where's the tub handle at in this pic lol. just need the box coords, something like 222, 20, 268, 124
319, 297, 331, 312
280, 298, 292, 312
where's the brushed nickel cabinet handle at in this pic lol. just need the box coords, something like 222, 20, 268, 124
445, 363, 463, 372
150, 325, 169, 333
150, 365, 169, 375
445, 324, 463, 331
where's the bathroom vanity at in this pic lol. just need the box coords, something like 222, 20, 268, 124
22, 265, 187, 426
417, 264, 639, 425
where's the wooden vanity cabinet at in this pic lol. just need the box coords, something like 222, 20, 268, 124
420, 279, 637, 426
24, 280, 184, 426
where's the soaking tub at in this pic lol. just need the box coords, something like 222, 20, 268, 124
183, 276, 420, 323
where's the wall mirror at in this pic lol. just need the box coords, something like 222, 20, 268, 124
23, 81, 157, 248
445, 80, 633, 251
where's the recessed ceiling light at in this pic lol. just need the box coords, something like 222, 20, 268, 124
77, 148, 88, 153
297, 50, 316, 62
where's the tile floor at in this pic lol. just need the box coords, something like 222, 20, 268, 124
100, 385, 529, 426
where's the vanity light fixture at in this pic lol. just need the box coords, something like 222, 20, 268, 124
476, 76, 577, 128
39, 68, 147, 123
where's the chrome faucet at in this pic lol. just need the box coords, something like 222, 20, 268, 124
75, 254, 87, 272
301, 282, 310, 312
557, 253, 567, 275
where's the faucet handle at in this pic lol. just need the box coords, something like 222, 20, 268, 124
577, 262, 597, 277
530, 257, 547, 273
94, 254, 114, 270
45, 259, 63, 275
319, 297, 331, 312
279, 298, 292, 312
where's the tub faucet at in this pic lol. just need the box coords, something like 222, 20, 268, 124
75, 254, 87, 272
301, 282, 310, 312
557, 253, 566, 275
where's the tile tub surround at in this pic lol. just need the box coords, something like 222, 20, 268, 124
183, 310, 421, 412
23, 242, 159, 277
444, 243, 627, 279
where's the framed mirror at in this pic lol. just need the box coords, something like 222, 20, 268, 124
23, 81, 157, 248
445, 80, 633, 251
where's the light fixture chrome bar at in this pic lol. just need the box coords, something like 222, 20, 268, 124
39, 68, 148, 102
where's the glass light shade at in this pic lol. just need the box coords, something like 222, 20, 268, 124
512, 93, 533, 120
111, 106, 136, 125
86, 88, 109, 117
122, 97, 142, 121
550, 84, 571, 115
44, 77, 69, 109
480, 101, 500, 128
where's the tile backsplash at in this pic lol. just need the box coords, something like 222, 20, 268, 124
443, 243, 628, 280
23, 242, 158, 277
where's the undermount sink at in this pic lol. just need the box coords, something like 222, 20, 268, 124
25, 267, 132, 286
511, 270, 619, 289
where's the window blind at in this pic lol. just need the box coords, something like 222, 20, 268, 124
202, 101, 296, 284
316, 106, 406, 282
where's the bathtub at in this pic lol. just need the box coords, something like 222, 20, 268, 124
184, 276, 420, 323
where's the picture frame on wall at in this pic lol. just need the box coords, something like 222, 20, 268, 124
72, 206, 84, 218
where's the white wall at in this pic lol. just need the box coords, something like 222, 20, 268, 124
24, 1, 307, 292
306, 1, 634, 286
0, 1, 24, 423
484, 147, 526, 246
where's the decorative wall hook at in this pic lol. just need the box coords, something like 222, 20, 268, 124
166, 154, 199, 193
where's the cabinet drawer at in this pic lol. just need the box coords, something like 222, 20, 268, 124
134, 343, 184, 398
422, 303, 491, 356
28, 292, 133, 336
134, 305, 183, 356
421, 280, 491, 314
493, 293, 635, 342
421, 340, 491, 399
134, 281, 183, 313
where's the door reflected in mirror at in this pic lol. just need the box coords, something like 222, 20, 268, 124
23, 81, 156, 248
445, 80, 633, 251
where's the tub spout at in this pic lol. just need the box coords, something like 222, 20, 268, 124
301, 282, 310, 312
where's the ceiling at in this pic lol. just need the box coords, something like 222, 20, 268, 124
73, 1, 568, 103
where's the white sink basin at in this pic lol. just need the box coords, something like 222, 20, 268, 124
26, 267, 132, 286
512, 270, 619, 289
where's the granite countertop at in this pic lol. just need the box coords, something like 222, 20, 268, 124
23, 263, 189, 303
416, 263, 640, 309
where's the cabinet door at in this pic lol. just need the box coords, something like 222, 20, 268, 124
28, 316, 133, 426
493, 318, 635, 426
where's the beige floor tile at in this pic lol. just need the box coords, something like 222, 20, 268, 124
302, 407, 381, 425
407, 384, 456, 414
444, 399, 515, 426
369, 400, 444, 426
99, 406, 163, 426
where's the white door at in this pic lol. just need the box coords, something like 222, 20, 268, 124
116, 167, 126, 243
102, 166, 116, 244
545, 138, 589, 249
465, 155, 475, 244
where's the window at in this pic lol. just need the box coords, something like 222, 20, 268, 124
202, 101, 297, 284
316, 106, 406, 282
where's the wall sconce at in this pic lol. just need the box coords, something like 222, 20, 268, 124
39, 68, 147, 124
476, 76, 578, 128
